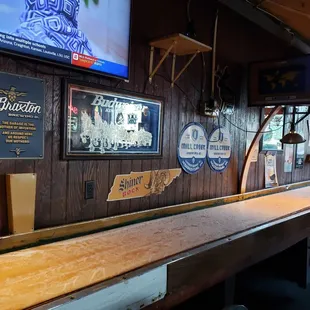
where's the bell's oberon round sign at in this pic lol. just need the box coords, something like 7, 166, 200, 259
177, 122, 208, 174
207, 126, 231, 173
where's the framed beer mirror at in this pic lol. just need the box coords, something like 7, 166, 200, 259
62, 80, 164, 160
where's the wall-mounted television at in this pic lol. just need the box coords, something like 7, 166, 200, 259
249, 55, 310, 106
0, 0, 131, 79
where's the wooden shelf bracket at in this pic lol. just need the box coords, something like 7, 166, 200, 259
149, 41, 177, 84
148, 33, 212, 87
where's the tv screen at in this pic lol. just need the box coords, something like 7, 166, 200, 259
0, 0, 131, 79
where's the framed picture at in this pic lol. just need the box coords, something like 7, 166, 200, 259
260, 106, 285, 152
249, 55, 310, 107
62, 80, 164, 160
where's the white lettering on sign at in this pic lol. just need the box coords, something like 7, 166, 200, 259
0, 98, 41, 114
91, 95, 143, 111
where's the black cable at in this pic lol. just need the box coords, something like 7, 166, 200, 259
154, 73, 198, 112
187, 0, 192, 22
220, 111, 289, 134
14, 51, 289, 135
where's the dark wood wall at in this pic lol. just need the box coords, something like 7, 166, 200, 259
0, 0, 309, 235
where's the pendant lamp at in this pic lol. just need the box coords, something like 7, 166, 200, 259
280, 106, 306, 145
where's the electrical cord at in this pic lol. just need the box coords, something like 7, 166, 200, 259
153, 73, 198, 112
215, 67, 289, 134
187, 0, 192, 22
12, 47, 290, 135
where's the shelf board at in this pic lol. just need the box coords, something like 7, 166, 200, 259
150, 33, 212, 56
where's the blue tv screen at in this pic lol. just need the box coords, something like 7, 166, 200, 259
0, 0, 131, 79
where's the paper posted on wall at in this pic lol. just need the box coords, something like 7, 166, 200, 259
284, 144, 294, 173
265, 152, 278, 188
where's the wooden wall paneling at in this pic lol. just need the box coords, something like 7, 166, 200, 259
258, 153, 265, 189
66, 73, 84, 224
277, 154, 285, 186
106, 104, 121, 216
220, 115, 229, 197
119, 50, 136, 216
50, 70, 68, 226
203, 118, 212, 200
166, 72, 179, 206
194, 49, 206, 200
174, 83, 185, 205
149, 74, 163, 209
180, 74, 192, 204
209, 118, 218, 199
230, 109, 238, 196
237, 70, 247, 192
0, 57, 18, 235
34, 65, 53, 229
15, 61, 36, 173
129, 44, 142, 213
0, 0, 308, 231
158, 71, 172, 209
174, 64, 187, 204
94, 77, 112, 219
197, 114, 206, 201
94, 158, 109, 219
66, 160, 84, 223
188, 69, 199, 203
78, 74, 100, 222
137, 44, 151, 211
227, 102, 238, 196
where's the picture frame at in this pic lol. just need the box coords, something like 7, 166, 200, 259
62, 79, 164, 160
248, 55, 310, 107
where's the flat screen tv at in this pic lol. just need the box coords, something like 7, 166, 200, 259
0, 0, 131, 79
249, 55, 310, 106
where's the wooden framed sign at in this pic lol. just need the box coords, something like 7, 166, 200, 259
62, 80, 164, 160
0, 72, 44, 159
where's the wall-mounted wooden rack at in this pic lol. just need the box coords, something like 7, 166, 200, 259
149, 33, 212, 87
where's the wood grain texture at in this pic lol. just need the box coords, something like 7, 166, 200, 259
0, 58, 17, 235
0, 0, 308, 234
0, 187, 310, 310
50, 69, 68, 227
148, 216, 310, 310
0, 181, 309, 253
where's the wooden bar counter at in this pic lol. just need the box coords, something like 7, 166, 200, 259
1, 187, 310, 310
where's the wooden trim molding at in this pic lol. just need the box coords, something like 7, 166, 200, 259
0, 181, 309, 254
240, 106, 282, 194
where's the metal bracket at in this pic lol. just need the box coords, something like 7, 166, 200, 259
149, 43, 199, 88
149, 41, 177, 83
295, 108, 310, 126
171, 51, 199, 87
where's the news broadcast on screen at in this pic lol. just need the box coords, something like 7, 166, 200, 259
0, 0, 131, 78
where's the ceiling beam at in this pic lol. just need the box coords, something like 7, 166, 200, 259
219, 0, 310, 54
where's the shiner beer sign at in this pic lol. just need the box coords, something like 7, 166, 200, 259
207, 126, 231, 173
107, 169, 181, 201
0, 72, 44, 159
177, 122, 208, 174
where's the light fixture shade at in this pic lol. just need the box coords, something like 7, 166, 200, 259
280, 130, 306, 144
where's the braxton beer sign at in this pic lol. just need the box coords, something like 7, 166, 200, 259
0, 73, 44, 159
107, 169, 182, 201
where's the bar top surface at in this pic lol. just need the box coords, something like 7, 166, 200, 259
1, 187, 310, 310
